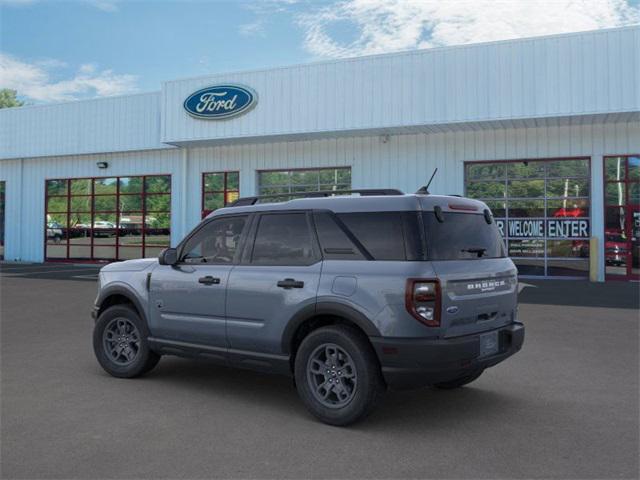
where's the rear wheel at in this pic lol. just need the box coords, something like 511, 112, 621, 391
433, 369, 484, 389
294, 325, 384, 426
93, 304, 160, 378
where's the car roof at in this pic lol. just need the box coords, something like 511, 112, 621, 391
208, 194, 489, 218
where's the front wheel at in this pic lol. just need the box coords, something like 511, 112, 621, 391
93, 304, 160, 378
433, 369, 484, 389
294, 325, 385, 426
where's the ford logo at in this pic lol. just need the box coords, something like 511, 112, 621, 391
183, 84, 257, 120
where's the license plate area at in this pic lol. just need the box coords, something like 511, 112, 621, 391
479, 331, 499, 358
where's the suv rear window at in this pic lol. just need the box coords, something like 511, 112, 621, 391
423, 212, 505, 260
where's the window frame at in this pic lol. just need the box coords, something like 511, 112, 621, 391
245, 211, 321, 267
201, 171, 240, 218
463, 157, 592, 278
177, 213, 250, 266
256, 166, 352, 197
44, 174, 171, 262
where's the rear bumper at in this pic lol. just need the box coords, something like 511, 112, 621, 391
370, 323, 524, 390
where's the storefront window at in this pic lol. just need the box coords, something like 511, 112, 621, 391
258, 167, 351, 198
603, 156, 639, 279
0, 181, 4, 260
45, 175, 171, 262
202, 171, 239, 218
465, 158, 591, 277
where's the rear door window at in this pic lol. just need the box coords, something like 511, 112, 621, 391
251, 213, 318, 265
423, 212, 505, 260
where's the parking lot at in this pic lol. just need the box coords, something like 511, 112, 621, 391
1, 263, 638, 479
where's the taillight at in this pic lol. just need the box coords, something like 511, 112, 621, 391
405, 279, 441, 327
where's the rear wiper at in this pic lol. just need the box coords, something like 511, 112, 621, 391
461, 247, 487, 257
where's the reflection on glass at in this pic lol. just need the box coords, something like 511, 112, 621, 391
46, 243, 68, 258
204, 193, 224, 211
94, 178, 117, 194
546, 159, 589, 178
119, 194, 143, 211
204, 173, 224, 191
144, 246, 167, 259
118, 247, 143, 260
605, 183, 626, 205
507, 180, 545, 198
47, 179, 68, 196
506, 161, 545, 179
507, 200, 545, 217
227, 172, 240, 190
547, 199, 589, 218
145, 194, 170, 212
605, 157, 625, 181
93, 195, 117, 212
630, 183, 639, 205
546, 179, 589, 197
47, 196, 68, 213
145, 176, 171, 193
119, 177, 143, 194
629, 156, 640, 181
69, 245, 91, 259
70, 196, 91, 212
547, 240, 589, 258
466, 163, 506, 180
258, 168, 351, 196
483, 200, 506, 218
466, 181, 505, 199
70, 179, 91, 195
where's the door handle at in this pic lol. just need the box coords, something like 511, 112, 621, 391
198, 276, 221, 285
277, 278, 304, 289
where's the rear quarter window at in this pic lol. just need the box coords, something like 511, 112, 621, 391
335, 212, 422, 261
423, 212, 505, 260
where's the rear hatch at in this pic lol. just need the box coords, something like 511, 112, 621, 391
421, 209, 518, 338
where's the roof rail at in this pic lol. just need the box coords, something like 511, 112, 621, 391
227, 188, 404, 207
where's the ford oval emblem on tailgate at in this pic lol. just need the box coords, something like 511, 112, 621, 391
446, 306, 459, 314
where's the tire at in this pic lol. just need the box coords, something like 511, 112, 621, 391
294, 325, 385, 426
433, 369, 484, 389
93, 304, 160, 378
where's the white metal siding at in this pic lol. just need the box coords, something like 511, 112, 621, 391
1, 116, 637, 281
0, 92, 169, 160
162, 27, 639, 145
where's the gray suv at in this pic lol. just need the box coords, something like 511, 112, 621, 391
92, 189, 524, 426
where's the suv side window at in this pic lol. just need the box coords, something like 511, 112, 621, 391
181, 215, 248, 264
251, 213, 317, 266
336, 212, 407, 260
313, 212, 366, 260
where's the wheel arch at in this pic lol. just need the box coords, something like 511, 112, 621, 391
96, 285, 147, 325
282, 302, 381, 358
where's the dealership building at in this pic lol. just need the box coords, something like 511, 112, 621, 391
0, 26, 638, 281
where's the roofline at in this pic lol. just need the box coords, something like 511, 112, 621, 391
0, 90, 161, 113
162, 25, 639, 86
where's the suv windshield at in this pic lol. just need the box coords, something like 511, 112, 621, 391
423, 212, 505, 260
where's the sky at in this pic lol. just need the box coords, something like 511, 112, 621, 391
1, 0, 639, 104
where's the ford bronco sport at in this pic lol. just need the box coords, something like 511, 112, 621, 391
92, 189, 524, 426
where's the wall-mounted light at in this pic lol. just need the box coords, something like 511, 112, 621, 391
380, 134, 390, 144
96, 162, 109, 169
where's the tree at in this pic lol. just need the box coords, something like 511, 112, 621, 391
0, 89, 24, 109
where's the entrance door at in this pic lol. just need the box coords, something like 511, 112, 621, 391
604, 156, 639, 280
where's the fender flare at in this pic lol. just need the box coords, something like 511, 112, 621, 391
281, 301, 381, 354
95, 284, 148, 325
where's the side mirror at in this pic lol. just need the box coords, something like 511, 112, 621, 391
158, 247, 178, 266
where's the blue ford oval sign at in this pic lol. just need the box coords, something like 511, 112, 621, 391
183, 84, 257, 120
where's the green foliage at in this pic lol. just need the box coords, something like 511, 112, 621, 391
0, 89, 24, 109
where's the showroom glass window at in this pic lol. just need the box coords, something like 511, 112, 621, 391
0, 181, 4, 260
45, 175, 171, 262
202, 171, 240, 218
257, 167, 351, 198
465, 159, 591, 277
603, 155, 639, 280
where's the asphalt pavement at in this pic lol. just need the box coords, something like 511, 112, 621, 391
1, 263, 638, 479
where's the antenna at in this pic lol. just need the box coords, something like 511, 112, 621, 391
416, 168, 438, 194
